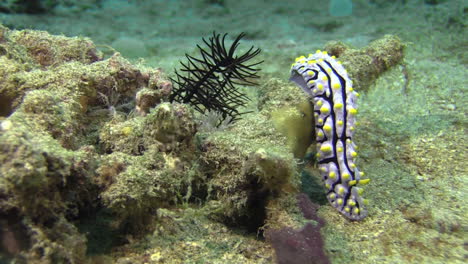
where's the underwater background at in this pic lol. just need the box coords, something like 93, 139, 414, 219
0, 0, 466, 263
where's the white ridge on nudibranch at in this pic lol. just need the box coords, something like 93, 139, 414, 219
289, 50, 369, 220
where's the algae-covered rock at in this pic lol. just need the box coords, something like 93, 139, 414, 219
197, 86, 302, 231
0, 24, 176, 263
324, 35, 405, 92
0, 23, 100, 117
97, 149, 204, 231
0, 117, 98, 263
99, 102, 196, 154
134, 68, 173, 116
142, 103, 197, 152
97, 102, 201, 230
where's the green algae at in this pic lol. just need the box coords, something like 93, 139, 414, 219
268, 87, 314, 159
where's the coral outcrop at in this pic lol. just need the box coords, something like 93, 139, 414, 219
0, 24, 187, 263
324, 35, 404, 92
0, 23, 295, 263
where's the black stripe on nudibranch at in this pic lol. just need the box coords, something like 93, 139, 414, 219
323, 60, 355, 180
289, 51, 370, 221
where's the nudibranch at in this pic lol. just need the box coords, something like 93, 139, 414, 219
289, 51, 369, 220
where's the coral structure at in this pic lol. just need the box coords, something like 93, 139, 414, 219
0, 24, 181, 263
170, 32, 262, 124
0, 24, 289, 264
199, 131, 298, 230
323, 35, 405, 92
0, 24, 100, 117
135, 72, 172, 116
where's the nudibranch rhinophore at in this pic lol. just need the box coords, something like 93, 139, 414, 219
289, 51, 369, 220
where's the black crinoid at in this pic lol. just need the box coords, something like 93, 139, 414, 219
169, 32, 262, 125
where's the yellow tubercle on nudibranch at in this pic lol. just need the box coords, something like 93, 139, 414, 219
338, 186, 345, 195
342, 172, 350, 180
320, 144, 332, 152
289, 50, 369, 221
319, 106, 330, 114
359, 179, 371, 185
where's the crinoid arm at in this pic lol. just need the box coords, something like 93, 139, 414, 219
170, 32, 262, 125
